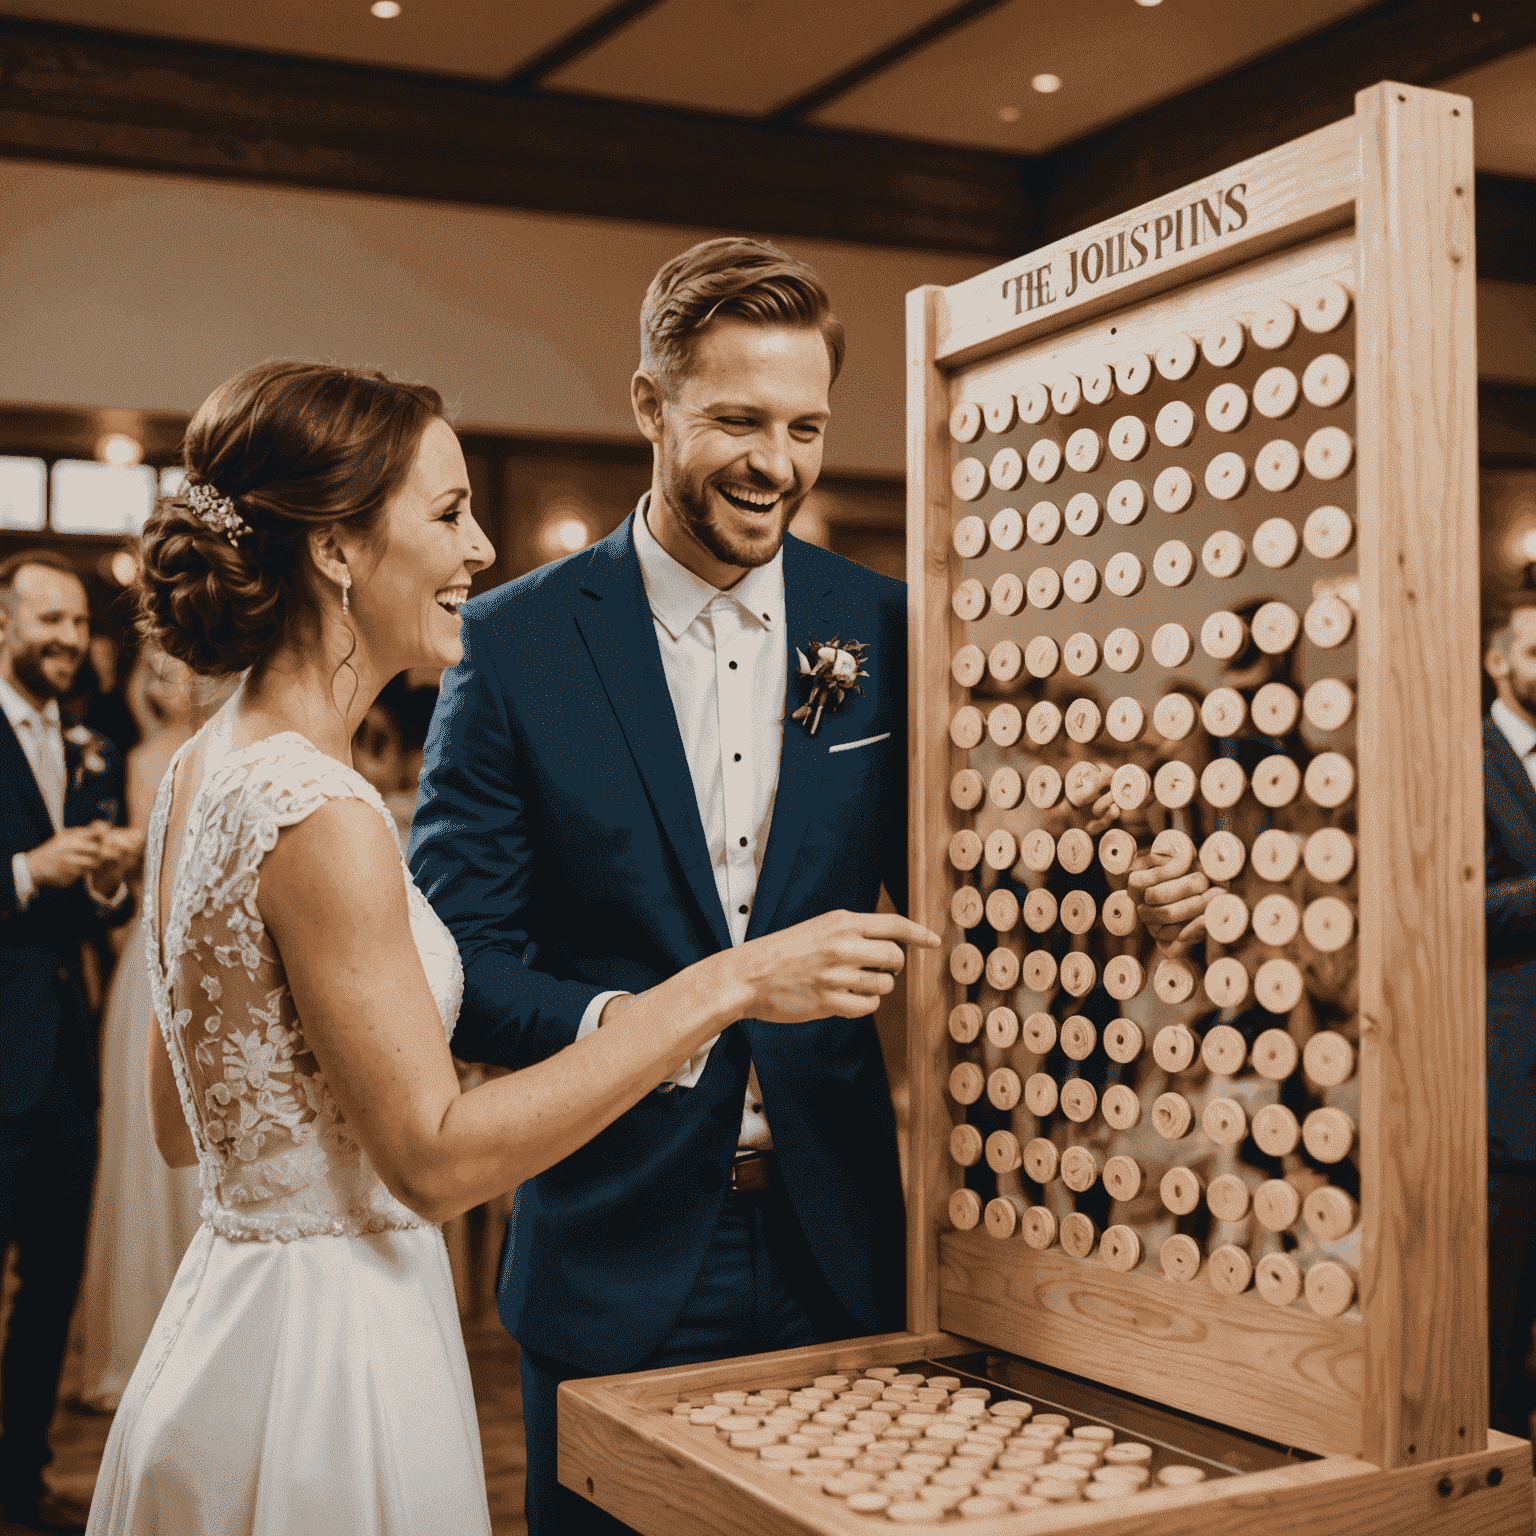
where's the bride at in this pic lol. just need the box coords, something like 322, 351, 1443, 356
87, 360, 934, 1535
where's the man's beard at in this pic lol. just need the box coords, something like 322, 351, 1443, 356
11, 641, 81, 702
660, 456, 798, 573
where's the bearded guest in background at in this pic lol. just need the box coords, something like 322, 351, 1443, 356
0, 550, 142, 1534
411, 237, 930, 1535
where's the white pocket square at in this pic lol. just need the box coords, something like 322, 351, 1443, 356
827, 732, 892, 754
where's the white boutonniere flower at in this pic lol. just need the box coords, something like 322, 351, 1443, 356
792, 633, 869, 737
64, 724, 108, 778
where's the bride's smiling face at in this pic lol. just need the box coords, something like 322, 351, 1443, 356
352, 418, 494, 672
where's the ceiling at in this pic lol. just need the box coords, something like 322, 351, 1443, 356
3, 0, 1531, 175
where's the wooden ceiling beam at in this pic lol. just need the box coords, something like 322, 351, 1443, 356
501, 0, 667, 92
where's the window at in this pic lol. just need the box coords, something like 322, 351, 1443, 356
49, 459, 158, 535
0, 457, 48, 531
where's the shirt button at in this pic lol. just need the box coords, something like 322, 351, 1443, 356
728, 660, 738, 670
739, 837, 748, 848
734, 753, 742, 762
56, 966, 70, 981
738, 904, 749, 915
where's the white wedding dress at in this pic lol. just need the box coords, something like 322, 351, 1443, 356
88, 711, 491, 1536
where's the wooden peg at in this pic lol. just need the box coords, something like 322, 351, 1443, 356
1303, 678, 1355, 732
1061, 1146, 1101, 1193
1022, 1205, 1058, 1250
1023, 886, 1058, 931
1027, 438, 1064, 482
951, 578, 988, 621
1103, 954, 1145, 1001
1059, 1013, 1096, 1057
1102, 891, 1138, 936
1252, 515, 1300, 568
950, 1124, 984, 1167
986, 1004, 1020, 1047
1063, 631, 1100, 677
983, 828, 1018, 872
1252, 1103, 1302, 1158
1019, 381, 1051, 424
953, 515, 988, 558
1098, 827, 1137, 875
1203, 1096, 1249, 1147
1153, 539, 1195, 586
950, 769, 984, 811
985, 889, 1020, 933
1063, 561, 1100, 606
1202, 758, 1248, 809
1254, 439, 1302, 492
1100, 1225, 1143, 1272
1152, 1092, 1194, 1139
1304, 1261, 1356, 1318
1115, 353, 1153, 393
1303, 426, 1353, 480
1025, 769, 1062, 816
1155, 399, 1196, 448
985, 946, 1020, 991
1100, 1084, 1142, 1131
986, 702, 1023, 748
1303, 504, 1354, 560
1304, 751, 1355, 808
950, 644, 985, 688
987, 639, 1022, 683
1253, 364, 1301, 419
985, 1194, 1027, 1240
951, 401, 985, 442
1083, 361, 1116, 406
1059, 953, 1097, 998
1250, 828, 1301, 883
1024, 1071, 1059, 1118
1110, 763, 1151, 811
1153, 463, 1195, 512
989, 765, 1023, 810
1203, 318, 1247, 368
1060, 1212, 1098, 1258
985, 1129, 1023, 1173
1205, 382, 1249, 433
1153, 957, 1198, 1005
1059, 893, 1097, 937
1161, 1233, 1203, 1282
1304, 593, 1354, 648
1103, 1018, 1144, 1064
1201, 610, 1248, 659
1256, 957, 1304, 1013
990, 445, 1025, 491
990, 506, 1024, 553
1303, 1029, 1355, 1087
1109, 414, 1148, 462
1256, 1251, 1303, 1307
952, 458, 987, 501
1207, 1173, 1251, 1222
1203, 958, 1251, 1010
1156, 333, 1198, 380
1066, 429, 1104, 475
1209, 1244, 1254, 1295
1253, 1178, 1302, 1231
1298, 277, 1351, 333
1205, 893, 1250, 945
1252, 754, 1302, 809
1302, 1106, 1355, 1163
1161, 1166, 1204, 1215
1060, 1078, 1098, 1121
1199, 829, 1246, 881
1253, 893, 1301, 947
1201, 684, 1247, 735
1251, 1026, 1300, 1079
1151, 622, 1193, 669
1252, 298, 1298, 350
1057, 829, 1095, 874
1302, 896, 1354, 953
1204, 451, 1248, 501
1108, 478, 1147, 526
1104, 553, 1145, 601
948, 1003, 984, 1044
1023, 1136, 1059, 1182
1302, 353, 1352, 410
950, 887, 985, 930
1251, 601, 1301, 655
1052, 373, 1083, 415
950, 943, 985, 985
1025, 634, 1060, 679
949, 1061, 985, 1105
1023, 1013, 1057, 1054
987, 1067, 1023, 1111
949, 1188, 982, 1230
1103, 1153, 1143, 1199
984, 392, 1019, 434
1303, 1185, 1358, 1241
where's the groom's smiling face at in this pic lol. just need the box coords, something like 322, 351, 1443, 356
638, 319, 832, 588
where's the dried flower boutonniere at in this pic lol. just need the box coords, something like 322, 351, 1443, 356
792, 634, 869, 737
64, 724, 108, 782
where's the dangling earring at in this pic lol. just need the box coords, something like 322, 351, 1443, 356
341, 573, 351, 616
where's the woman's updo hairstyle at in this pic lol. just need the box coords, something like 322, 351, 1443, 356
138, 361, 444, 676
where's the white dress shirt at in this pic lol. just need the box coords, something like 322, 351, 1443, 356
1492, 698, 1536, 795
2, 673, 65, 909
575, 498, 786, 1150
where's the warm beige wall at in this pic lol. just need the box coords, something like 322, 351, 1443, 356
0, 158, 982, 477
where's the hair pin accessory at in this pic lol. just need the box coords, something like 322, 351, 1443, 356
186, 481, 250, 546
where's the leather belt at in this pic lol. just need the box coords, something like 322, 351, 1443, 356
728, 1150, 775, 1196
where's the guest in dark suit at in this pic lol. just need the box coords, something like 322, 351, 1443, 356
1482, 598, 1536, 1440
0, 550, 141, 1534
410, 239, 930, 1534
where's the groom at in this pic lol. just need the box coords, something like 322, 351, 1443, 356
410, 238, 909, 1533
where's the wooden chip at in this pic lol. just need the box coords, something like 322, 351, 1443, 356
1101, 1085, 1142, 1132
1253, 1177, 1301, 1230
1103, 1018, 1144, 1063
1252, 1104, 1301, 1159
1208, 1243, 1253, 1295
948, 1003, 983, 1043
949, 1124, 983, 1167
950, 402, 984, 442
1161, 1233, 1202, 1282
949, 1189, 982, 1230
1207, 1173, 1251, 1221
1256, 1252, 1303, 1307
953, 515, 988, 558
949, 768, 984, 811
949, 1061, 985, 1104
952, 458, 987, 501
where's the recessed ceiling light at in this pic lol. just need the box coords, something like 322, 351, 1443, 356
997, 106, 1020, 122
1031, 74, 1062, 95
370, 1, 401, 17
1136, 0, 1164, 7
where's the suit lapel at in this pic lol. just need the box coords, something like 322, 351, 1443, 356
573, 516, 734, 955
1486, 716, 1536, 840
0, 709, 56, 842
746, 536, 836, 942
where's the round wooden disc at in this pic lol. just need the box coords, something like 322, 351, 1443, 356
1064, 561, 1100, 605
951, 644, 986, 688
1304, 504, 1354, 560
1103, 1153, 1142, 1199
1304, 1261, 1356, 1318
1151, 622, 1192, 670
1206, 382, 1249, 433
1059, 1078, 1098, 1121
1255, 958, 1305, 1013
1302, 1106, 1354, 1163
1028, 499, 1063, 544
1251, 828, 1301, 882
949, 705, 984, 749
1203, 318, 1247, 368
1200, 829, 1247, 881
985, 1003, 1020, 1045
950, 768, 985, 811
1253, 298, 1298, 350
1111, 762, 1151, 811
983, 392, 1019, 434
1153, 702, 1198, 752
1253, 1177, 1302, 1230
1023, 1136, 1059, 1182
988, 574, 1023, 620
985, 1196, 1023, 1240
988, 640, 1023, 684
1204, 957, 1251, 1010
1302, 353, 1352, 409
1028, 438, 1064, 482
1304, 678, 1355, 732
985, 1129, 1022, 1173
949, 1061, 985, 1105
1303, 1029, 1355, 1087
1154, 539, 1195, 586
1066, 492, 1102, 539
1298, 278, 1352, 333
953, 515, 988, 558
950, 401, 984, 442
1102, 890, 1138, 935
1302, 1185, 1358, 1241
952, 458, 988, 501
1026, 698, 1064, 745
1058, 829, 1095, 874
990, 505, 1024, 551
987, 702, 1023, 748
1252, 515, 1300, 569
1101, 1084, 1142, 1130
985, 946, 1020, 990
1060, 1146, 1100, 1193
1099, 827, 1137, 875
1052, 373, 1083, 414
989, 765, 1023, 811
1022, 1206, 1058, 1250
1253, 364, 1300, 419
1202, 1094, 1249, 1147
951, 578, 988, 621
1103, 954, 1145, 1001
1024, 1072, 1059, 1118
1107, 696, 1146, 747
1019, 381, 1052, 424
1304, 751, 1355, 808
1109, 414, 1148, 461
1252, 754, 1302, 808
1253, 893, 1301, 947
1252, 1103, 1302, 1158
1082, 361, 1116, 406
950, 886, 984, 930
1103, 1018, 1144, 1064
1161, 1233, 1203, 1283
950, 943, 984, 985
1025, 634, 1060, 679
1201, 684, 1247, 736
1152, 827, 1196, 863
1065, 429, 1104, 475
990, 445, 1025, 491
1152, 1092, 1194, 1139
1060, 1212, 1097, 1258
1059, 1013, 1096, 1057
1155, 399, 1196, 447
985, 889, 1020, 933
1153, 957, 1197, 1005
1021, 827, 1057, 874
1252, 601, 1301, 655
1206, 531, 1250, 583
1116, 352, 1153, 393
1256, 1252, 1303, 1307
1153, 464, 1195, 512
1022, 1013, 1057, 1054
1156, 333, 1198, 380
1201, 1022, 1248, 1076
1153, 1023, 1197, 1073
949, 1188, 982, 1230
1063, 635, 1100, 682
948, 1003, 983, 1043
1201, 611, 1248, 660
1023, 886, 1058, 930
1304, 593, 1354, 649
1105, 554, 1145, 601
988, 1067, 1023, 1112
1208, 1244, 1254, 1295
1207, 1173, 1251, 1222
1254, 438, 1302, 492
1107, 479, 1147, 527
1251, 1027, 1300, 1079
1204, 451, 1248, 501
1160, 1166, 1203, 1215
950, 1124, 984, 1166
1100, 1225, 1143, 1272
1304, 426, 1354, 481
1303, 896, 1355, 952
984, 827, 1018, 871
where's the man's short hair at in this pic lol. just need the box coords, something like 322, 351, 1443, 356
640, 237, 845, 394
0, 548, 82, 615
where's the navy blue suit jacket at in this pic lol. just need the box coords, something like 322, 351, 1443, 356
410, 515, 908, 1371
1484, 714, 1536, 1164
0, 713, 131, 1115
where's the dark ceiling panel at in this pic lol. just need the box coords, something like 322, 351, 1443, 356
502, 0, 667, 92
